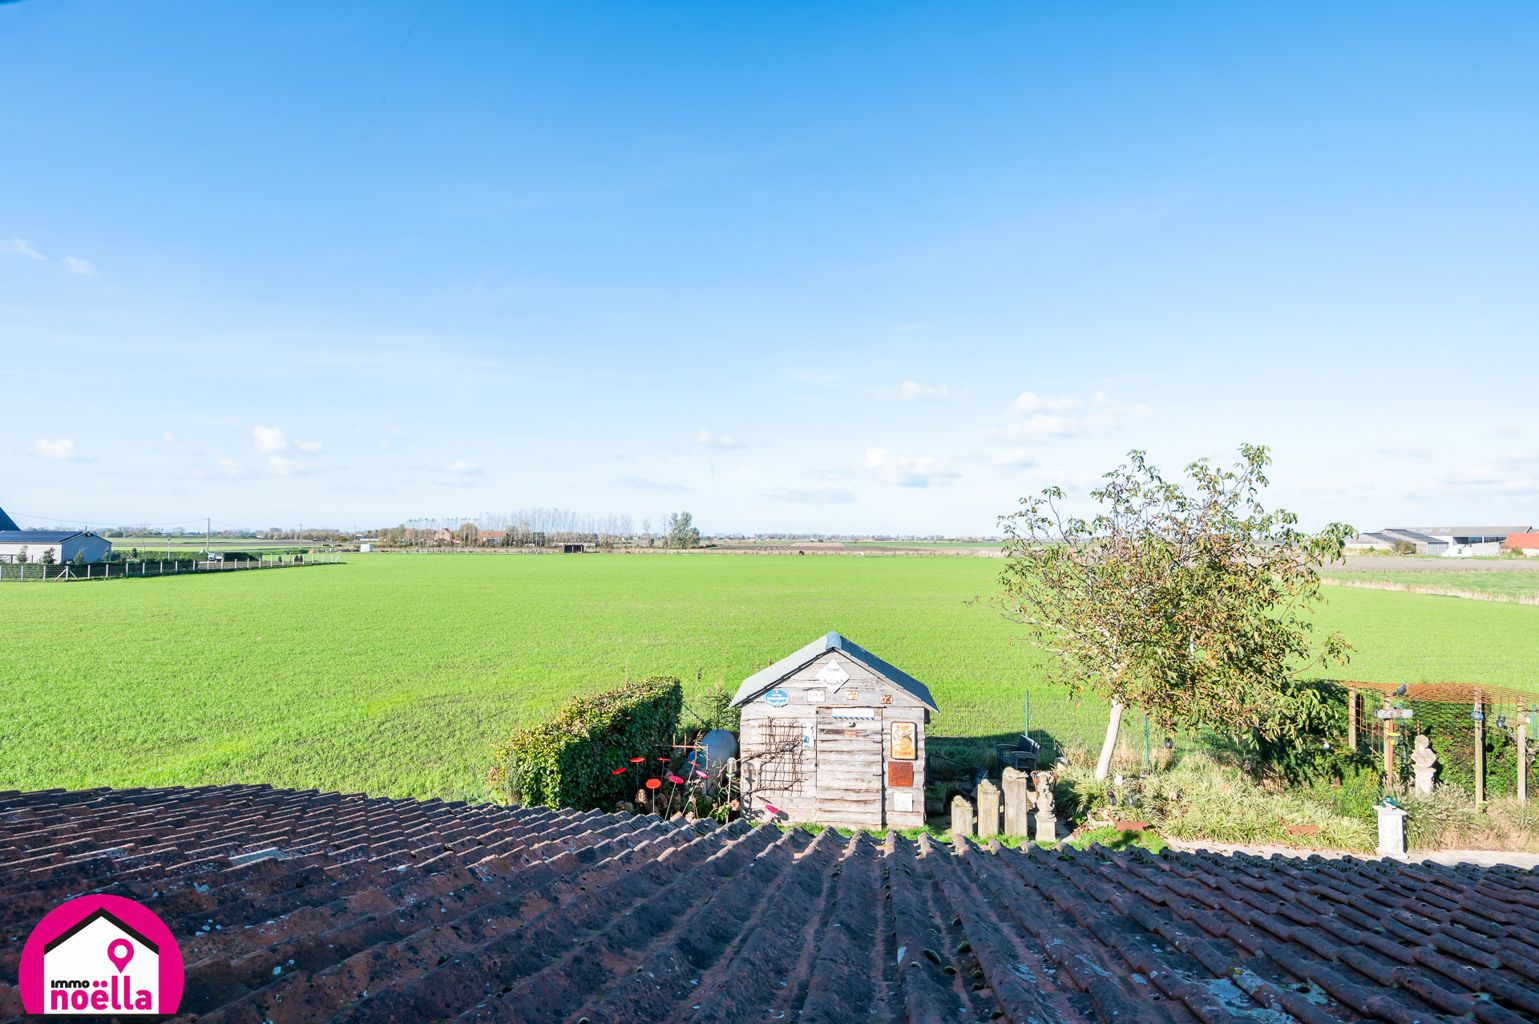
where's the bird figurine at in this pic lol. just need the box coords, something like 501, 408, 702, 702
1381, 795, 1404, 809
1392, 684, 1408, 697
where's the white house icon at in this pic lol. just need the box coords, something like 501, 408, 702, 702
42, 909, 161, 1015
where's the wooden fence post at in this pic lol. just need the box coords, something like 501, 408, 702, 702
1383, 695, 1397, 788
1474, 697, 1486, 806
1518, 724, 1528, 805
1347, 689, 1358, 752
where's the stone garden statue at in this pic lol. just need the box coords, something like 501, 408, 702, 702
1031, 770, 1057, 843
1411, 735, 1437, 795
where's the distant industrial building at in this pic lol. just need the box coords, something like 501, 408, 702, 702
1349, 525, 1534, 557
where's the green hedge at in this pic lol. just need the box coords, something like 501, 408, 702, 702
487, 676, 683, 809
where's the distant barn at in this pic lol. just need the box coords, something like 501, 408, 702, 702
0, 529, 112, 565
731, 632, 935, 831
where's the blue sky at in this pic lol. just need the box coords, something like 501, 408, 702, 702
3, 2, 1537, 535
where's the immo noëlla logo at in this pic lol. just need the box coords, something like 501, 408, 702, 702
18, 894, 184, 1016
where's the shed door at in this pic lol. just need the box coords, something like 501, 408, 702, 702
814, 708, 884, 829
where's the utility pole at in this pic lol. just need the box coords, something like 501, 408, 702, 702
206, 517, 211, 555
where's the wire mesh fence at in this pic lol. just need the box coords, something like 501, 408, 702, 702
1351, 681, 1538, 799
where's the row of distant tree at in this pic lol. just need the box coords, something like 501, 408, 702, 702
372, 511, 702, 549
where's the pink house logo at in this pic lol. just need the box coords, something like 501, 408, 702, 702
18, 894, 184, 1016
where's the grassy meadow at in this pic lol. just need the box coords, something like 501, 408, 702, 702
1326, 570, 1539, 602
3, 552, 1538, 801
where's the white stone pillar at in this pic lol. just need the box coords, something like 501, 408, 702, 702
1376, 803, 1407, 858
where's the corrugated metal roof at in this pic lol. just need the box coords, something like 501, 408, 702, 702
730, 631, 938, 710
1405, 525, 1533, 537
2, 784, 1537, 1023
0, 506, 17, 531
0, 530, 91, 544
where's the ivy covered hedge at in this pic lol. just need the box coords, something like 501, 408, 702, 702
487, 676, 683, 809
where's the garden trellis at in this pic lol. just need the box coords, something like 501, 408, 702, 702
1346, 681, 1538, 802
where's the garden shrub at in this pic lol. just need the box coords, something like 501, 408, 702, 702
487, 676, 683, 810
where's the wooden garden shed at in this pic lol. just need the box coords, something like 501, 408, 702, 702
731, 631, 936, 830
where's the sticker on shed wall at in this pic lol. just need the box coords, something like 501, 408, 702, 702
891, 721, 917, 760
764, 688, 789, 707
894, 791, 914, 813
817, 659, 851, 692
832, 708, 875, 719
804, 688, 826, 703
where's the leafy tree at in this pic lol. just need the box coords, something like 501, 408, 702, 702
999, 445, 1353, 780
40, 548, 56, 565
666, 511, 701, 549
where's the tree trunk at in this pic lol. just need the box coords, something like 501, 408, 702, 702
1094, 700, 1125, 781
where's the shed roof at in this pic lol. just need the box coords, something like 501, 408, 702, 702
0, 530, 93, 544
2, 784, 1537, 1023
730, 631, 938, 710
0, 506, 16, 531
1505, 532, 1539, 549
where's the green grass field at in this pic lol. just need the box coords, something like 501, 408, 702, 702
4, 553, 1538, 801
1326, 571, 1539, 601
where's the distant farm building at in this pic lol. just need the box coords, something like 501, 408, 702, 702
732, 631, 935, 831
0, 529, 112, 564
1350, 525, 1532, 557
1504, 531, 1539, 557
480, 529, 506, 546
561, 542, 586, 554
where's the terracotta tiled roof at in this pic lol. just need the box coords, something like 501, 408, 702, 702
3, 786, 1539, 1023
1504, 532, 1539, 549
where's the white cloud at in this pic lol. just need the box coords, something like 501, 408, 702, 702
253, 426, 289, 453
617, 474, 692, 492
1, 238, 46, 261
895, 381, 953, 401
696, 429, 745, 450
863, 447, 958, 488
216, 457, 243, 476
253, 425, 321, 456
990, 449, 1037, 469
60, 256, 96, 276
769, 487, 858, 504
266, 455, 293, 476
444, 459, 483, 475
1011, 391, 1083, 415
989, 391, 1151, 441
32, 437, 77, 460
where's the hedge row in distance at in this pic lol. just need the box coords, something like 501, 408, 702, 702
487, 676, 683, 810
